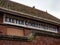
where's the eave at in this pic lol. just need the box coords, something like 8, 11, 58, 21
0, 7, 60, 26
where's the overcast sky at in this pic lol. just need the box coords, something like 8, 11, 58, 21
10, 0, 60, 19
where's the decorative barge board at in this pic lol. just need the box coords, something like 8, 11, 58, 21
0, 0, 60, 45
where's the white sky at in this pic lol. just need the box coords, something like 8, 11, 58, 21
10, 0, 60, 19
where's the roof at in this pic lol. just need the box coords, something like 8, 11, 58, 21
0, 0, 60, 26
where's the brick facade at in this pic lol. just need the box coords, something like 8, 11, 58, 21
0, 25, 60, 45
0, 0, 60, 45
0, 25, 7, 35
0, 36, 60, 45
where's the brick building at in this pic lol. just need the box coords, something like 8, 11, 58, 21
0, 0, 60, 45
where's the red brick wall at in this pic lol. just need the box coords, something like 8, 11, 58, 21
0, 25, 60, 45
0, 36, 60, 45
0, 25, 7, 35
0, 14, 3, 24
24, 29, 32, 36
0, 23, 60, 45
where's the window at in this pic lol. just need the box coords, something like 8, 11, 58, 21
40, 23, 45, 29
44, 26, 48, 30
29, 22, 35, 27
5, 17, 14, 23
44, 24, 48, 30
25, 20, 28, 25
7, 18, 11, 22
11, 18, 15, 23
5, 17, 10, 22
51, 26, 57, 31
38, 23, 40, 28
4, 16, 57, 33
48, 25, 57, 31
34, 23, 38, 27
16, 19, 20, 24
19, 20, 24, 25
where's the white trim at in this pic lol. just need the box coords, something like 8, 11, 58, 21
3, 14, 6, 23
